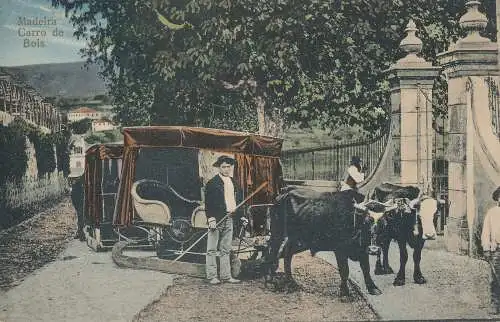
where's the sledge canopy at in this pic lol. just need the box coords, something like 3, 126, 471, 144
114, 126, 284, 227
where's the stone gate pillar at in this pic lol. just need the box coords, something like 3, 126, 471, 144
437, 1, 498, 255
386, 20, 440, 187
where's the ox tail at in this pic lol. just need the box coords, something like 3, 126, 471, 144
277, 237, 289, 259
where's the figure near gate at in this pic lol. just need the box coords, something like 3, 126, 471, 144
204, 155, 243, 285
69, 171, 85, 241
481, 186, 500, 315
341, 156, 368, 191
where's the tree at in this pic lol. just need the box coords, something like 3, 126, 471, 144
85, 133, 102, 145
70, 118, 92, 134
51, 0, 496, 137
0, 124, 28, 184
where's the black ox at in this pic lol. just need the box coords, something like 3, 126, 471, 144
370, 183, 437, 286
264, 186, 382, 296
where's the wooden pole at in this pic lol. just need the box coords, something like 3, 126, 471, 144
173, 181, 269, 262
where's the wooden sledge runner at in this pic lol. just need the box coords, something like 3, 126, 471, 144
112, 240, 206, 278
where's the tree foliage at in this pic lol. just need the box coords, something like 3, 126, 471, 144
54, 128, 72, 176
51, 0, 496, 136
0, 118, 71, 180
70, 118, 92, 134
0, 124, 28, 184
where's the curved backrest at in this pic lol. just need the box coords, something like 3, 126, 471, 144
191, 205, 208, 229
131, 179, 172, 226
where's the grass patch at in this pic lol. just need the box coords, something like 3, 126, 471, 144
283, 124, 368, 150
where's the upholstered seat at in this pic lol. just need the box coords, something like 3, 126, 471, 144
191, 205, 208, 229
131, 179, 173, 226
131, 179, 203, 227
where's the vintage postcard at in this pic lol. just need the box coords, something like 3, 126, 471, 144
0, 1, 499, 321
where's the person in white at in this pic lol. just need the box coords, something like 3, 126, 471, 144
204, 155, 242, 285
341, 156, 366, 191
482, 186, 500, 315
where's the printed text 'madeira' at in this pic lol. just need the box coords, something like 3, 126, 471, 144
17, 17, 57, 26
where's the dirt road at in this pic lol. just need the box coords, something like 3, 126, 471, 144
134, 251, 377, 322
0, 200, 377, 321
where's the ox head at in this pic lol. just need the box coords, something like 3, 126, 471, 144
353, 200, 394, 254
354, 199, 400, 255
378, 194, 439, 240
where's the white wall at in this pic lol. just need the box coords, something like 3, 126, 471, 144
91, 121, 116, 132
69, 135, 86, 175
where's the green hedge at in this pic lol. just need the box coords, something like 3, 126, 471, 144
0, 123, 28, 184
0, 118, 71, 181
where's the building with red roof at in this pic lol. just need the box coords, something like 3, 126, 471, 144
67, 107, 101, 122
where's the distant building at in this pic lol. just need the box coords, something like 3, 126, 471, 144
69, 135, 86, 176
67, 107, 101, 122
91, 118, 116, 132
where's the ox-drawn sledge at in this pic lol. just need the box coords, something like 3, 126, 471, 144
89, 127, 430, 297
109, 126, 284, 278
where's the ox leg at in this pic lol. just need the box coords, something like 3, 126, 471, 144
382, 241, 394, 274
393, 240, 407, 286
375, 240, 393, 275
283, 245, 300, 292
283, 244, 293, 279
359, 252, 382, 295
263, 239, 281, 289
335, 251, 351, 298
375, 251, 383, 275
413, 240, 427, 284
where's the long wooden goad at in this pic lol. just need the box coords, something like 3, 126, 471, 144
173, 181, 269, 262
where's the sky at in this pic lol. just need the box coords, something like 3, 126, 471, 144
0, 0, 87, 66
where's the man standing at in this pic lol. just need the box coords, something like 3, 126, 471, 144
482, 186, 500, 315
341, 156, 367, 191
69, 172, 85, 241
204, 155, 242, 285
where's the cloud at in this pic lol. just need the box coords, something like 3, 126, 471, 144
2, 24, 18, 31
38, 5, 52, 13
48, 35, 87, 48
0, 0, 86, 66
12, 0, 41, 10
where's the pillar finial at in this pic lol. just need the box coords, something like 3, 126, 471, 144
457, 1, 491, 45
400, 19, 422, 55
395, 19, 428, 66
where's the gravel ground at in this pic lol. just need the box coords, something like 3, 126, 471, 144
320, 237, 496, 320
0, 200, 377, 321
0, 197, 76, 292
134, 251, 378, 322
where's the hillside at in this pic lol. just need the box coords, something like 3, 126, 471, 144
1, 62, 107, 98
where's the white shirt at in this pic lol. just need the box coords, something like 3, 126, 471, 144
219, 174, 237, 213
481, 205, 500, 251
347, 165, 365, 183
340, 165, 365, 191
